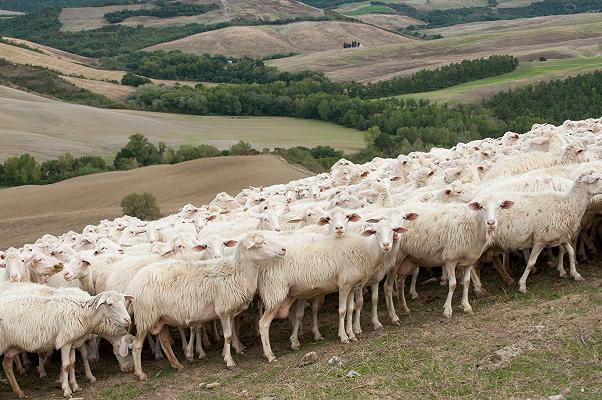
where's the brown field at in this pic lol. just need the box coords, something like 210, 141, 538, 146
357, 13, 424, 30
2, 249, 601, 399
0, 85, 365, 161
147, 21, 409, 58
267, 13, 602, 82
59, 0, 322, 31
0, 155, 309, 248
61, 76, 136, 101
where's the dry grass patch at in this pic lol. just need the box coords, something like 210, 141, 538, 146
357, 13, 424, 30
59, 3, 157, 31
147, 21, 408, 58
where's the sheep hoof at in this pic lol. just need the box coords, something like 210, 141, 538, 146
16, 390, 26, 399
72, 385, 82, 392
410, 292, 418, 300
443, 308, 452, 319
62, 389, 72, 398
340, 338, 350, 344
290, 341, 300, 351
266, 355, 277, 363
87, 376, 97, 383
390, 319, 400, 326
154, 354, 164, 361
401, 307, 411, 315
462, 305, 473, 314
173, 363, 185, 371
16, 367, 26, 375
349, 336, 358, 342
313, 334, 324, 341
185, 356, 194, 362
373, 322, 383, 330
135, 373, 148, 382
573, 273, 584, 282
558, 272, 567, 278
518, 286, 527, 294
226, 363, 237, 370
504, 278, 515, 286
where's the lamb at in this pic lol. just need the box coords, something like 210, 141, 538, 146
127, 232, 286, 380
479, 171, 602, 293
0, 289, 132, 398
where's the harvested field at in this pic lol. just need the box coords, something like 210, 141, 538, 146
357, 13, 424, 30
59, 0, 322, 31
0, 155, 310, 249
2, 252, 601, 399
268, 13, 602, 82
147, 21, 408, 58
60, 76, 136, 101
0, 85, 364, 161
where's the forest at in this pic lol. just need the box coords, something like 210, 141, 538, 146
0, 0, 146, 13
104, 1, 219, 23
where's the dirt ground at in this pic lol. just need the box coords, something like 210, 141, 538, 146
2, 253, 601, 399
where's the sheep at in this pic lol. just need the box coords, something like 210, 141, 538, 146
478, 171, 602, 293
127, 232, 286, 380
0, 289, 132, 398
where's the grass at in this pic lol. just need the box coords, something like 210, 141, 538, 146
344, 5, 397, 15
393, 56, 602, 103
7, 255, 602, 399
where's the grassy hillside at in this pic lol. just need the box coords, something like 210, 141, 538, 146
394, 56, 602, 103
267, 12, 602, 82
0, 85, 365, 161
147, 20, 408, 58
0, 155, 310, 248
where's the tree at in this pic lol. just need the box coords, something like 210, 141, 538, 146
121, 192, 162, 220
114, 134, 161, 169
229, 141, 257, 155
121, 72, 152, 87
2, 153, 41, 185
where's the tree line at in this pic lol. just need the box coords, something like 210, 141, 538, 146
0, 0, 146, 13
0, 134, 343, 186
104, 1, 219, 23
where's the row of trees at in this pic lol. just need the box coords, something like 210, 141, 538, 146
343, 41, 361, 48
0, 0, 145, 13
106, 50, 326, 84
104, 1, 218, 23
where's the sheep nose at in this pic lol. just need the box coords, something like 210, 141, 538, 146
9, 273, 20, 282
123, 318, 132, 328
64, 271, 72, 279
275, 228, 281, 232
487, 219, 496, 226
335, 226, 343, 231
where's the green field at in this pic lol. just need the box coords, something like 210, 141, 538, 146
393, 56, 602, 104
344, 4, 397, 16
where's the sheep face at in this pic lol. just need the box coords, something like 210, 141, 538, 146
2, 248, 25, 282
194, 237, 237, 260
243, 233, 286, 261
93, 292, 133, 328
580, 173, 602, 195
468, 197, 514, 237
318, 208, 361, 238
63, 255, 91, 281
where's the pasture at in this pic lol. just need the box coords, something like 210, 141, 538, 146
0, 85, 365, 161
356, 13, 424, 30
0, 155, 310, 249
146, 21, 408, 58
267, 12, 602, 82
394, 56, 602, 104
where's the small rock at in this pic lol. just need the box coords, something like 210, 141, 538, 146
259, 396, 275, 400
548, 395, 564, 400
328, 356, 342, 367
198, 382, 206, 388
299, 351, 318, 366
526, 325, 545, 334
206, 382, 220, 389
346, 370, 360, 378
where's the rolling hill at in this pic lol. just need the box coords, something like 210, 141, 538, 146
147, 20, 409, 58
0, 85, 364, 161
267, 12, 602, 82
0, 155, 310, 248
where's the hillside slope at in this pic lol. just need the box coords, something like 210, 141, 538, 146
147, 21, 409, 58
0, 155, 309, 248
0, 85, 364, 161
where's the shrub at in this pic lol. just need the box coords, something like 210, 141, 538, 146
120, 192, 162, 220
121, 72, 152, 87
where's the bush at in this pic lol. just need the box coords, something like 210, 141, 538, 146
539, 56, 547, 62
120, 192, 162, 220
121, 72, 152, 87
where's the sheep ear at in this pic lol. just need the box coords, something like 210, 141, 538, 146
581, 174, 598, 184
532, 136, 549, 145
206, 214, 218, 221
123, 294, 135, 302
192, 244, 207, 252
361, 229, 376, 237
245, 240, 256, 250
348, 213, 361, 222
444, 189, 452, 195
404, 212, 418, 221
360, 171, 368, 177
500, 200, 514, 209
287, 218, 304, 223
428, 170, 435, 177
393, 227, 407, 233
468, 202, 482, 211
317, 217, 330, 226
390, 176, 403, 181
365, 217, 382, 223
223, 240, 238, 248
119, 336, 130, 357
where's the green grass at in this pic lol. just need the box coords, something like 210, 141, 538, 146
344, 4, 397, 15
393, 56, 602, 104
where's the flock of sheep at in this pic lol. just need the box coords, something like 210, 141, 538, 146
2, 118, 602, 398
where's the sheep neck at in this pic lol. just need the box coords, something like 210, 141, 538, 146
232, 246, 259, 293
567, 180, 593, 213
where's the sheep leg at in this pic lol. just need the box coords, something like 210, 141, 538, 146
3, 354, 25, 399
14, 355, 25, 375
259, 305, 282, 362
443, 261, 457, 318
518, 244, 545, 293
582, 230, 597, 254
557, 245, 567, 277
179, 328, 189, 354
492, 254, 514, 285
503, 252, 510, 275
232, 316, 246, 354
158, 326, 184, 371
564, 242, 584, 281
352, 286, 363, 336
59, 345, 73, 398
201, 324, 211, 350
68, 348, 82, 392
133, 332, 147, 381
384, 270, 400, 325
469, 265, 483, 295
212, 320, 221, 343
37, 353, 48, 378
289, 299, 306, 350
78, 345, 96, 383
185, 327, 195, 362
346, 289, 358, 341
220, 316, 236, 369
370, 282, 383, 330
440, 266, 448, 286
410, 267, 419, 299
153, 334, 163, 360
337, 288, 352, 344
310, 296, 323, 340
195, 326, 207, 360
21, 353, 31, 370
461, 266, 474, 314
396, 275, 410, 315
